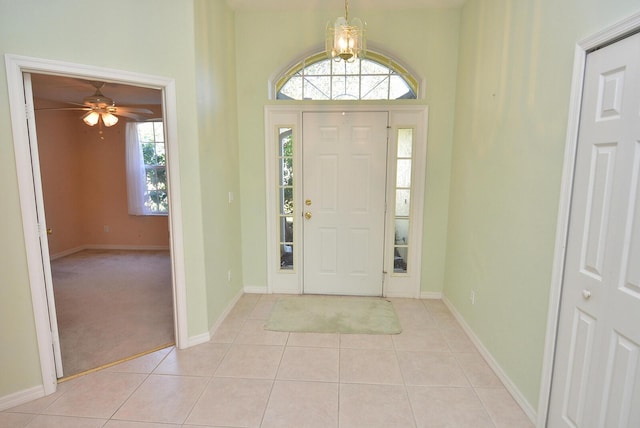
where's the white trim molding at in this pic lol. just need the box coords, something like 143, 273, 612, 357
264, 105, 428, 299
206, 288, 245, 341
0, 385, 45, 412
419, 291, 443, 299
4, 54, 189, 396
537, 11, 640, 428
443, 297, 537, 424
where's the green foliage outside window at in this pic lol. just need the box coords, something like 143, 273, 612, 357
137, 122, 168, 214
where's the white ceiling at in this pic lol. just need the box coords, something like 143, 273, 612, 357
226, 0, 466, 10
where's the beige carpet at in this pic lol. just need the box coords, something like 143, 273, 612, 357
51, 249, 174, 378
265, 295, 402, 334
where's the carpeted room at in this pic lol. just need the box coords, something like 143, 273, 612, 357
33, 80, 174, 378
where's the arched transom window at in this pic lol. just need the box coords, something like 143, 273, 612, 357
275, 51, 419, 101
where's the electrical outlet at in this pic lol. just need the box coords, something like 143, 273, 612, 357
470, 290, 476, 305
227, 270, 232, 282
103, 225, 110, 233
228, 191, 234, 204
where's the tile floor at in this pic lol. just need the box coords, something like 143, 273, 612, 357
1, 294, 534, 427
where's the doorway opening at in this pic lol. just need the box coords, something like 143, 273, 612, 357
30, 73, 174, 379
5, 54, 188, 395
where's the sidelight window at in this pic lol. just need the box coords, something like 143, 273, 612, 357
393, 128, 414, 273
278, 127, 295, 270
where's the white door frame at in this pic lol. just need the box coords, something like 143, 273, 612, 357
264, 105, 428, 299
537, 12, 640, 427
5, 54, 189, 396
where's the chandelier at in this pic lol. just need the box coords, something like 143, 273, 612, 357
326, 0, 366, 63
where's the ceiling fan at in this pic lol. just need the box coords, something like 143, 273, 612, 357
36, 81, 155, 127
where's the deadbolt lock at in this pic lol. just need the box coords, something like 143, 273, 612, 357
305, 199, 312, 206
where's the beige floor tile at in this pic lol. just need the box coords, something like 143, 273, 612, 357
23, 414, 105, 427
389, 298, 426, 312
6, 378, 81, 414
430, 311, 460, 329
392, 327, 450, 352
455, 352, 503, 387
288, 332, 339, 348
103, 421, 180, 428
422, 299, 450, 314
230, 294, 261, 317
261, 381, 339, 428
249, 299, 277, 319
41, 372, 147, 419
112, 374, 208, 424
185, 377, 272, 427
277, 347, 339, 382
210, 316, 245, 343
106, 347, 172, 374
392, 302, 436, 331
340, 333, 394, 349
441, 326, 477, 353
215, 344, 284, 379
0, 412, 33, 428
340, 348, 403, 385
153, 343, 228, 376
407, 386, 495, 427
234, 319, 289, 346
339, 383, 415, 428
475, 388, 534, 428
397, 351, 469, 387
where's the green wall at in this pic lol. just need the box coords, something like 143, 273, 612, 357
234, 8, 461, 295
445, 0, 640, 410
4, 0, 640, 418
0, 0, 233, 398
194, 0, 244, 326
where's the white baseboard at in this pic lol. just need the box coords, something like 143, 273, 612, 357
187, 332, 211, 348
244, 285, 268, 294
0, 385, 44, 412
50, 244, 170, 260
442, 297, 537, 424
207, 288, 245, 339
420, 291, 443, 299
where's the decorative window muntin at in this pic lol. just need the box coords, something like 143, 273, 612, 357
393, 128, 414, 274
137, 121, 168, 214
276, 51, 418, 101
278, 127, 295, 270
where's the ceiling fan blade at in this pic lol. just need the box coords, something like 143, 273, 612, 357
35, 107, 91, 112
114, 111, 148, 121
114, 106, 154, 115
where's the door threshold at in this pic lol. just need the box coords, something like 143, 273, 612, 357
57, 342, 174, 383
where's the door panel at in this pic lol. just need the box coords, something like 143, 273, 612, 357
549, 31, 640, 427
23, 72, 64, 379
303, 111, 388, 296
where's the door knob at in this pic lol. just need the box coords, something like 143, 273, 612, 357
46, 228, 53, 235
582, 289, 592, 300
304, 212, 312, 220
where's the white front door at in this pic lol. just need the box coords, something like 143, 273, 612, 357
548, 32, 640, 427
302, 111, 388, 296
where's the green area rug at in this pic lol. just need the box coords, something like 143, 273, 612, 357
265, 295, 402, 334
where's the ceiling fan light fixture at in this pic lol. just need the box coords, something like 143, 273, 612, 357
101, 112, 119, 127
82, 111, 100, 126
